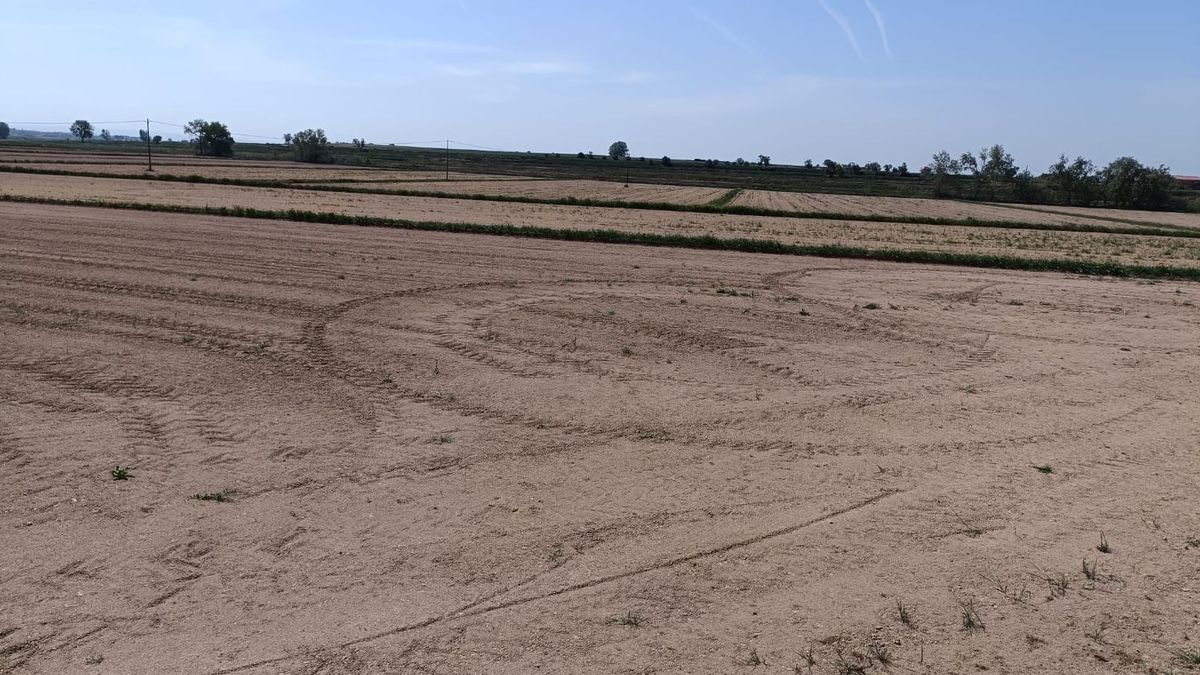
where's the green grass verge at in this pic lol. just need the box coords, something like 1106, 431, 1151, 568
4, 193, 1199, 281
3, 164, 1197, 240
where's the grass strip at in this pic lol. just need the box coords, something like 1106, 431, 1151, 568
2, 164, 1197, 240
707, 188, 743, 207
4, 193, 1199, 281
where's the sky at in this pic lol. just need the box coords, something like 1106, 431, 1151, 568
2, 0, 1198, 173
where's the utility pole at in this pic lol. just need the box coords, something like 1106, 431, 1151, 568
145, 118, 153, 172
445, 139, 450, 181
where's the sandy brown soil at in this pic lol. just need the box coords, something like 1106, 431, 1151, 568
2, 202, 1199, 674
3, 173, 1199, 268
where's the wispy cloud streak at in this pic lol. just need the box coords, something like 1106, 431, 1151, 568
694, 10, 756, 57
863, 0, 893, 60
815, 0, 866, 63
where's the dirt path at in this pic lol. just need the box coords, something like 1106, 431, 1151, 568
1, 203, 1198, 674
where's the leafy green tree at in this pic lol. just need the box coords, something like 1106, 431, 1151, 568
0, 122, 9, 140
152, 135, 162, 144
926, 151, 960, 197
1101, 157, 1176, 210
608, 141, 629, 160
758, 154, 771, 167
70, 120, 94, 143
352, 138, 367, 151
283, 133, 293, 145
100, 129, 112, 142
1047, 155, 1096, 206
184, 119, 235, 157
864, 161, 882, 175
661, 155, 673, 167
291, 128, 330, 163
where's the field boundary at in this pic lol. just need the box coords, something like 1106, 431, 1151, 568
4, 193, 1200, 281
2, 164, 1196, 240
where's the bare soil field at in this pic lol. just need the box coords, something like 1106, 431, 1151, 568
3, 172, 1200, 268
2, 202, 1199, 674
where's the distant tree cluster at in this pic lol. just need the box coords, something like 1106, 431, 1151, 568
0, 122, 10, 140
921, 144, 1180, 210
184, 119, 235, 157
819, 158, 909, 178
291, 128, 330, 163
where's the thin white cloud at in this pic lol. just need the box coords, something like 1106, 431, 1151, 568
863, 0, 893, 60
334, 38, 497, 54
816, 0, 866, 63
694, 11, 756, 57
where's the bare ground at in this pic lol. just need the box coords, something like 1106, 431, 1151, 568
3, 173, 1200, 268
2, 203, 1199, 674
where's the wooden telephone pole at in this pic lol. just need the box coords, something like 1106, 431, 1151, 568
145, 119, 153, 172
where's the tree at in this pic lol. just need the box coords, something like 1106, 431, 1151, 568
926, 151, 961, 197
283, 133, 293, 145
100, 129, 112, 142
184, 119, 235, 157
608, 141, 629, 160
822, 159, 843, 176
864, 161, 882, 175
1100, 157, 1176, 210
896, 162, 909, 177
152, 135, 162, 144
804, 159, 813, 168
758, 154, 771, 167
291, 128, 330, 163
352, 138, 367, 151
1047, 155, 1096, 206
70, 120, 94, 143
139, 129, 149, 142
661, 155, 673, 167
0, 122, 9, 140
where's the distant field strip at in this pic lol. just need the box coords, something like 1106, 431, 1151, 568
5, 193, 1200, 281
1, 164, 1194, 239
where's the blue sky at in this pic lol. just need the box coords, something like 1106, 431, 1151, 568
3, 0, 1197, 172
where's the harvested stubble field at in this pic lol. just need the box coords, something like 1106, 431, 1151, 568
731, 189, 1181, 230
0, 161, 520, 184
4, 172, 1200, 268
2, 201, 1199, 674
989, 203, 1200, 230
304, 179, 729, 204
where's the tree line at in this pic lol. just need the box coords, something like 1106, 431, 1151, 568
922, 144, 1181, 210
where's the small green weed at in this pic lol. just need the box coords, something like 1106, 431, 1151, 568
1082, 558, 1097, 581
896, 599, 915, 627
862, 303, 881, 310
1033, 464, 1054, 474
608, 611, 643, 627
111, 466, 132, 480
621, 346, 633, 356
1097, 532, 1112, 554
961, 600, 985, 633
1172, 648, 1200, 667
1047, 573, 1069, 598
193, 491, 229, 502
181, 335, 195, 344
742, 647, 766, 667
867, 642, 892, 665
